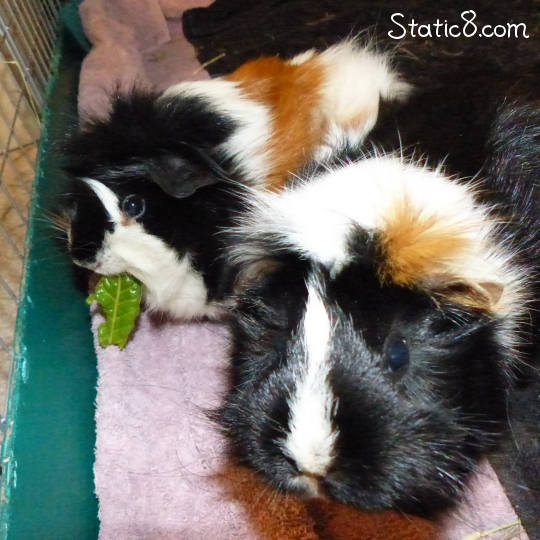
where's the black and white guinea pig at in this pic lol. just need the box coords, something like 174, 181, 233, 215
59, 41, 409, 319
216, 63, 540, 515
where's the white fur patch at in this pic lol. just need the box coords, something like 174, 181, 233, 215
288, 474, 322, 498
284, 284, 338, 477
97, 223, 223, 319
314, 41, 412, 158
162, 79, 271, 187
288, 49, 316, 65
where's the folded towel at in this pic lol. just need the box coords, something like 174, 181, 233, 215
78, 0, 212, 119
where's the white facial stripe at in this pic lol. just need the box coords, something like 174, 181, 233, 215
82, 178, 122, 223
284, 285, 338, 477
303, 285, 332, 367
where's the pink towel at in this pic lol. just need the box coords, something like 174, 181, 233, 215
78, 0, 212, 119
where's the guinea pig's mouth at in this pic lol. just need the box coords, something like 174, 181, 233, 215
288, 473, 328, 500
69, 237, 103, 271
72, 256, 99, 271
71, 252, 116, 275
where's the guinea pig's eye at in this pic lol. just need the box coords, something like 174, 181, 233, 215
385, 335, 410, 372
121, 194, 146, 219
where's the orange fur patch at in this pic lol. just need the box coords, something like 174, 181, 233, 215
378, 199, 469, 287
378, 200, 503, 311
226, 56, 325, 191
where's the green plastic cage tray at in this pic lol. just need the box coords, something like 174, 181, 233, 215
0, 10, 99, 538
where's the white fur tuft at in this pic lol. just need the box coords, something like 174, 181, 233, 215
288, 49, 316, 65
314, 41, 412, 157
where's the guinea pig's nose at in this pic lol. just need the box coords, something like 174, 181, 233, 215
295, 471, 328, 500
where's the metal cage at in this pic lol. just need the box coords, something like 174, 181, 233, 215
0, 1, 63, 414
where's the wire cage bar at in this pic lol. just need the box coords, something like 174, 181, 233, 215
0, 0, 63, 415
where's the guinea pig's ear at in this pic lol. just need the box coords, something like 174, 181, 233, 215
428, 275, 505, 313
233, 258, 284, 294
148, 145, 229, 198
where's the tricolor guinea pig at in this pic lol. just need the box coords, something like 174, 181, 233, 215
216, 63, 540, 515
59, 41, 410, 319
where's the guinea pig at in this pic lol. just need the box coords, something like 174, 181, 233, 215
216, 67, 539, 515
59, 41, 410, 320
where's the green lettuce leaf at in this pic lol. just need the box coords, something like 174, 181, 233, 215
87, 274, 143, 349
